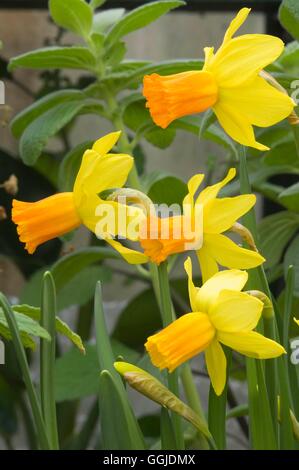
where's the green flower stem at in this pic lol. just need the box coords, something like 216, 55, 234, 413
40, 272, 59, 450
239, 146, 278, 449
181, 364, 212, 450
157, 261, 184, 449
0, 293, 50, 450
102, 86, 142, 191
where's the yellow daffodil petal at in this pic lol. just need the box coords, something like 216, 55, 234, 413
209, 289, 263, 332
197, 268, 248, 313
145, 312, 215, 372
204, 233, 265, 269
196, 168, 236, 206
106, 238, 149, 264
218, 330, 286, 359
294, 318, 299, 327
184, 257, 200, 312
210, 35, 284, 88
196, 245, 218, 282
75, 132, 122, 189
83, 153, 133, 197
75, 192, 100, 233
218, 76, 294, 127
222, 7, 251, 45
74, 149, 99, 191
213, 100, 269, 151
203, 47, 215, 70
92, 131, 121, 156
183, 173, 205, 207
205, 339, 227, 396
203, 194, 256, 234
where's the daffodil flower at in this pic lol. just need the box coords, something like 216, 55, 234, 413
143, 7, 294, 151
108, 167, 265, 281
145, 257, 285, 395
12, 131, 140, 255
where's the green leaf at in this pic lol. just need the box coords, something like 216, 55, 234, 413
279, 0, 299, 40
99, 370, 145, 449
264, 140, 298, 166
198, 109, 217, 141
105, 1, 184, 48
57, 265, 111, 310
49, 0, 92, 38
92, 8, 125, 34
258, 211, 299, 269
95, 283, 145, 449
13, 304, 85, 353
34, 153, 60, 188
148, 175, 188, 208
51, 247, 121, 291
113, 288, 161, 350
11, 89, 85, 138
54, 342, 139, 401
55, 343, 99, 401
284, 234, 299, 296
20, 248, 120, 307
20, 263, 112, 311
0, 308, 50, 350
90, 0, 106, 8
279, 182, 299, 212
9, 47, 96, 72
161, 408, 177, 450
173, 116, 237, 155
19, 101, 85, 165
58, 140, 93, 191
40, 272, 59, 450
278, 40, 299, 70
90, 32, 105, 52
103, 41, 127, 67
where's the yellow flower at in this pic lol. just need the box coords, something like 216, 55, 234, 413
143, 7, 294, 151
12, 131, 136, 254
145, 257, 286, 395
187, 167, 265, 281
109, 168, 264, 280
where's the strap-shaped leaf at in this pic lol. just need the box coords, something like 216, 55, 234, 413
99, 370, 145, 450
